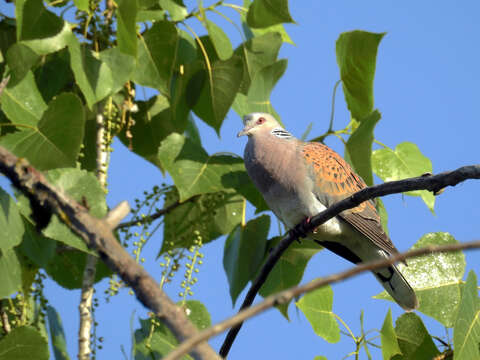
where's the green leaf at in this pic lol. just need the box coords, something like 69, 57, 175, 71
205, 19, 233, 61
296, 286, 340, 343
5, 43, 39, 85
372, 142, 435, 212
233, 59, 287, 120
453, 270, 480, 360
313, 357, 327, 360
43, 168, 107, 251
117, 94, 187, 171
1, 70, 47, 126
345, 110, 381, 186
134, 318, 193, 360
160, 188, 243, 254
46, 305, 71, 360
0, 93, 85, 170
193, 56, 244, 133
374, 232, 465, 327
73, 0, 89, 12
34, 48, 74, 103
0, 19, 17, 61
184, 114, 202, 147
15, 0, 72, 55
134, 21, 178, 94
0, 248, 22, 298
177, 300, 211, 330
68, 37, 135, 108
234, 32, 283, 94
246, 0, 294, 28
159, 0, 187, 21
0, 326, 49, 360
117, 0, 137, 57
46, 249, 111, 289
336, 31, 385, 120
0, 187, 24, 251
223, 216, 270, 305
259, 238, 320, 318
18, 216, 56, 269
158, 133, 247, 200
394, 313, 439, 359
136, 9, 167, 22
380, 309, 402, 360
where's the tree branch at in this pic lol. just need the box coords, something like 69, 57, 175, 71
216, 164, 480, 358
166, 238, 480, 360
0, 146, 221, 360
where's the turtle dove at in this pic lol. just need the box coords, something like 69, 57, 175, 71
238, 112, 418, 311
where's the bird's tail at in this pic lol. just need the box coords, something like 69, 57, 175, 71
372, 264, 418, 311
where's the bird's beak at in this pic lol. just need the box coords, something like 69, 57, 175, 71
237, 126, 250, 137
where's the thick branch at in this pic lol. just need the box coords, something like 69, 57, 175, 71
166, 238, 480, 360
0, 146, 220, 360
218, 164, 480, 357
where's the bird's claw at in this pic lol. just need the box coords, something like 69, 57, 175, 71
289, 217, 312, 242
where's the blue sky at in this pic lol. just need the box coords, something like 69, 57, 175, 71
2, 1, 480, 359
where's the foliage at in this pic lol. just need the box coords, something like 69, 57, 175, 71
0, 0, 478, 359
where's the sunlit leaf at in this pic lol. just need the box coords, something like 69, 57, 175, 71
117, 0, 137, 57
16, 0, 72, 55
134, 21, 178, 94
296, 286, 340, 343
159, 0, 187, 21
205, 19, 233, 60
375, 232, 465, 327
68, 37, 135, 108
1, 70, 47, 126
345, 110, 381, 186
246, 0, 294, 28
336, 31, 385, 120
372, 142, 435, 212
453, 270, 480, 360
193, 56, 243, 133
0, 93, 85, 170
380, 309, 402, 360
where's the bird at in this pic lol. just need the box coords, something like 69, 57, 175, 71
237, 112, 418, 311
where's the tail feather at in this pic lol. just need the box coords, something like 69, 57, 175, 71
373, 265, 418, 311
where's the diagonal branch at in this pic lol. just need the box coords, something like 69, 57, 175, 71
0, 146, 221, 360
166, 238, 480, 360
217, 164, 480, 357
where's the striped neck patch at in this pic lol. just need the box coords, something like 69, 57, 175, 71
271, 128, 293, 139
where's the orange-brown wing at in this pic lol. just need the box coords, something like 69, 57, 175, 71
301, 142, 398, 255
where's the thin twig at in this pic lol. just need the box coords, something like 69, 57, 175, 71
116, 196, 198, 230
166, 238, 480, 360
218, 164, 480, 357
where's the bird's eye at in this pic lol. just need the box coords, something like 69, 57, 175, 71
256, 117, 266, 124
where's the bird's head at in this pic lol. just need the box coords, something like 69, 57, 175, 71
237, 113, 281, 137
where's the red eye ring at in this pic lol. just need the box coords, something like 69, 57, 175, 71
256, 117, 266, 124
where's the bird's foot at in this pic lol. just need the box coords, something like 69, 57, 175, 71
289, 217, 312, 242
